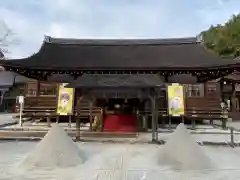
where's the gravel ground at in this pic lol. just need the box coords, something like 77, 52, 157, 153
0, 141, 240, 179
0, 113, 17, 126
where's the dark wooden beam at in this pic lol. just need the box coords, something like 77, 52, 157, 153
150, 89, 157, 142
164, 75, 169, 83
36, 81, 40, 96
219, 78, 224, 102
155, 96, 159, 141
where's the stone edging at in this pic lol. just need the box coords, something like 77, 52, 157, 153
0, 121, 18, 128
1, 128, 239, 135
0, 137, 239, 147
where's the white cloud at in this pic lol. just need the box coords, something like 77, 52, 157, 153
47, 23, 63, 37
197, 0, 240, 29
0, 6, 48, 58
218, 0, 224, 5
0, 0, 239, 58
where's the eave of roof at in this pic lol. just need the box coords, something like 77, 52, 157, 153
0, 36, 239, 71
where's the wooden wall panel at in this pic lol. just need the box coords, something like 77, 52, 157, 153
185, 82, 221, 110
24, 80, 222, 112
24, 80, 57, 108
25, 79, 38, 96
39, 81, 57, 96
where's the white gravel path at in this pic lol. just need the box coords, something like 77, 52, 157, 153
0, 141, 240, 179
0, 113, 17, 126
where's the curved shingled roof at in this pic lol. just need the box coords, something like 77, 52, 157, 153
0, 36, 238, 70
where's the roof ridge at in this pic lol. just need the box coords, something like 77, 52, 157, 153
43, 36, 198, 46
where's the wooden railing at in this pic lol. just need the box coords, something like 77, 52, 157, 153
140, 107, 228, 129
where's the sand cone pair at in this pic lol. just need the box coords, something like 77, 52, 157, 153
21, 122, 214, 171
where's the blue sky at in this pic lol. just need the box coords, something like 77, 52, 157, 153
0, 0, 239, 58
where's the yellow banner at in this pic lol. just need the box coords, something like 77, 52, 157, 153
57, 84, 74, 115
167, 84, 185, 116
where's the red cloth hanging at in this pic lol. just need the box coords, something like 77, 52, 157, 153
103, 115, 137, 132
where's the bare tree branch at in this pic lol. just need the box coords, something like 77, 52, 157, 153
0, 20, 20, 56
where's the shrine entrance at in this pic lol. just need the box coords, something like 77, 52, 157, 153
67, 74, 164, 141
101, 98, 140, 132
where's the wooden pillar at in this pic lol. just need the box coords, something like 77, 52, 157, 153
161, 117, 165, 128
181, 115, 184, 124
151, 95, 156, 142
230, 127, 234, 147
89, 101, 93, 131
191, 119, 196, 129
142, 99, 148, 131
168, 116, 172, 129
68, 115, 72, 128
220, 79, 224, 102
56, 116, 59, 123
100, 108, 104, 132
47, 116, 51, 127
142, 116, 147, 132
155, 97, 159, 141
36, 81, 40, 96
136, 109, 140, 134
231, 82, 237, 112
76, 96, 83, 121
76, 117, 80, 141
75, 97, 81, 141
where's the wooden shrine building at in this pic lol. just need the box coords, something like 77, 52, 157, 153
1, 36, 240, 141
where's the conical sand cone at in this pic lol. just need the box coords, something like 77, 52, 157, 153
21, 123, 83, 169
159, 123, 214, 170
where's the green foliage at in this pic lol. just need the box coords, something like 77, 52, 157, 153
5, 84, 25, 97
201, 14, 240, 58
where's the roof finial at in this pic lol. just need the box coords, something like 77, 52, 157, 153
44, 35, 51, 43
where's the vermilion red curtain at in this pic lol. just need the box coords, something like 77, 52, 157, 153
103, 115, 137, 132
